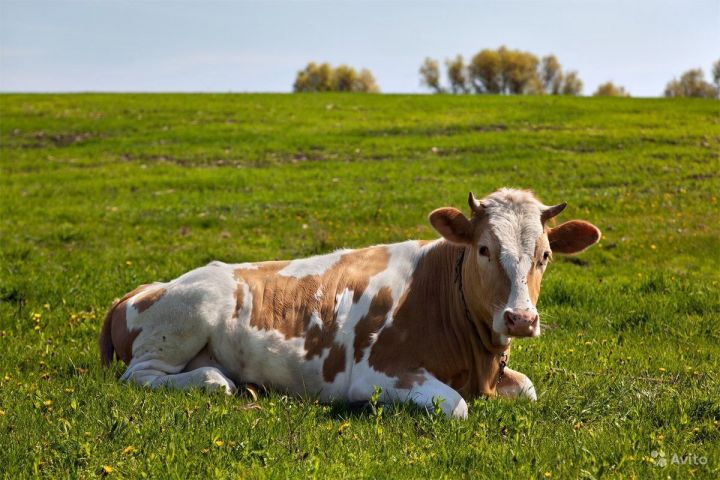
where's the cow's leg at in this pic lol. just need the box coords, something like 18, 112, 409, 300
348, 371, 468, 419
113, 266, 241, 395
121, 360, 237, 395
496, 367, 536, 400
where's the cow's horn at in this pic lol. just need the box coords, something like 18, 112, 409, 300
541, 202, 567, 223
468, 192, 484, 215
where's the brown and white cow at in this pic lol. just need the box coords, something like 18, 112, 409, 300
99, 189, 600, 418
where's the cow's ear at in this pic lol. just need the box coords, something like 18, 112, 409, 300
548, 220, 601, 254
429, 207, 473, 244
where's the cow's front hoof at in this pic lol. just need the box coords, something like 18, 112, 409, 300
450, 398, 469, 419
519, 377, 537, 401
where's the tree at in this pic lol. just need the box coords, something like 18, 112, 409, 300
355, 69, 379, 93
419, 58, 443, 93
561, 71, 583, 95
711, 59, 720, 97
446, 55, 469, 93
498, 46, 540, 94
332, 65, 358, 92
437, 47, 583, 96
469, 49, 502, 93
293, 62, 333, 92
664, 68, 716, 98
540, 55, 563, 94
293, 63, 379, 93
593, 82, 630, 97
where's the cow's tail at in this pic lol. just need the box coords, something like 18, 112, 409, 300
99, 302, 116, 366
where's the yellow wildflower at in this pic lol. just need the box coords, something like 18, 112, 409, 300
123, 445, 136, 455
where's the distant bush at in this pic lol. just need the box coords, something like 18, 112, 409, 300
593, 82, 630, 97
294, 63, 379, 93
422, 46, 583, 96
560, 71, 583, 96
664, 66, 717, 98
540, 55, 563, 95
419, 58, 442, 93
446, 55, 469, 94
468, 49, 502, 93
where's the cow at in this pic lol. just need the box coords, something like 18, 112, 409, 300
99, 189, 600, 418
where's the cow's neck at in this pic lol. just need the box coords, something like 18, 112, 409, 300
417, 240, 510, 398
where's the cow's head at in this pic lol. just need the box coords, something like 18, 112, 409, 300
429, 189, 601, 344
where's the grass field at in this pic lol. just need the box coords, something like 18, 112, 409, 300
1, 93, 718, 478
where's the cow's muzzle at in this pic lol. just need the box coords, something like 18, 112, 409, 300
503, 309, 539, 337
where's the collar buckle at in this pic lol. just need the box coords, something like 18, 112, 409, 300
497, 352, 508, 385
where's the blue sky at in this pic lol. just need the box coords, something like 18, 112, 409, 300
1, 0, 718, 96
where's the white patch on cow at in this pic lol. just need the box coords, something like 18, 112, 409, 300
314, 287, 323, 301
122, 263, 238, 390
277, 249, 349, 278
348, 367, 467, 418
334, 288, 354, 325
481, 189, 544, 335
518, 375, 537, 401
306, 311, 323, 331
496, 368, 537, 401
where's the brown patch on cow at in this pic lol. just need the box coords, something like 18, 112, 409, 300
527, 269, 542, 304
231, 273, 245, 319
305, 320, 338, 359
111, 301, 141, 364
394, 370, 427, 389
368, 240, 509, 398
234, 247, 390, 359
133, 287, 166, 313
322, 343, 346, 382
353, 286, 393, 362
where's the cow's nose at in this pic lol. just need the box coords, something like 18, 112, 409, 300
504, 310, 538, 336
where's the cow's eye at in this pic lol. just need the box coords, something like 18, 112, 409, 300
542, 251, 551, 262
479, 245, 490, 258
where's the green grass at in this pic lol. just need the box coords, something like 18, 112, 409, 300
1, 93, 719, 478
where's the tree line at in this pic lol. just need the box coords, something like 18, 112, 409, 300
664, 61, 720, 99
420, 47, 584, 95
292, 53, 720, 98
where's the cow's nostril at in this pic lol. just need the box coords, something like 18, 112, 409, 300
504, 311, 516, 326
531, 315, 539, 325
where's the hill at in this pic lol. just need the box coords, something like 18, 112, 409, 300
1, 93, 718, 477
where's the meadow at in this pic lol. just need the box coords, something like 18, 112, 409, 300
0, 93, 718, 478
